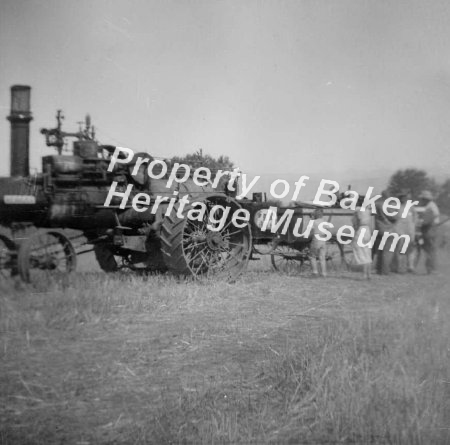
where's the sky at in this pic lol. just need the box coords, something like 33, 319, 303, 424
1, 0, 450, 198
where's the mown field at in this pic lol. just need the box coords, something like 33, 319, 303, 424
1, 249, 450, 444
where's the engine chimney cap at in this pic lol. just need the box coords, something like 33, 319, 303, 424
11, 85, 31, 90
9, 85, 32, 115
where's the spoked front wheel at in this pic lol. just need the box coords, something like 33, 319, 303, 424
17, 230, 77, 283
271, 245, 310, 274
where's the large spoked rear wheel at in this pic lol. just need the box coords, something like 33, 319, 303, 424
160, 195, 252, 281
17, 230, 77, 283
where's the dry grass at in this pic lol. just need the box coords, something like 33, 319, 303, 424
1, 251, 450, 444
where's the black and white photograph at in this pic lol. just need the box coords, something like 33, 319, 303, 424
1, 1, 449, 443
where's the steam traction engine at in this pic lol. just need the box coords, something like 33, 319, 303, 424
0, 85, 252, 282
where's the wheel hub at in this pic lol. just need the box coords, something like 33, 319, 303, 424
206, 232, 225, 251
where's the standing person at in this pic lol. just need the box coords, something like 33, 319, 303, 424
393, 190, 417, 273
419, 190, 440, 274
352, 206, 373, 280
309, 208, 327, 278
372, 190, 397, 274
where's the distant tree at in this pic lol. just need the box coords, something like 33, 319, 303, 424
171, 149, 235, 179
437, 178, 450, 216
387, 168, 437, 201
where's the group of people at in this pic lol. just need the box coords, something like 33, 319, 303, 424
309, 190, 441, 279
371, 189, 440, 277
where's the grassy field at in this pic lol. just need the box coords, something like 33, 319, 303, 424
1, 250, 450, 444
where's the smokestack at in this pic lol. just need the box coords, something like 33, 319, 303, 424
7, 85, 33, 177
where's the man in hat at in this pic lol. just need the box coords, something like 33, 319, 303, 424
419, 190, 440, 274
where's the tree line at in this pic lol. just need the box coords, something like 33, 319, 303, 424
387, 168, 450, 215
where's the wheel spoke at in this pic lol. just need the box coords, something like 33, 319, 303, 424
183, 241, 206, 251
219, 217, 241, 234
187, 243, 211, 264
186, 218, 206, 231
219, 249, 243, 265
193, 253, 208, 275
223, 229, 244, 238
226, 241, 246, 248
